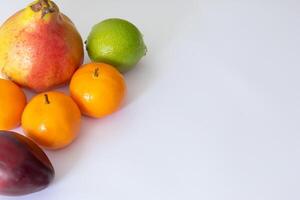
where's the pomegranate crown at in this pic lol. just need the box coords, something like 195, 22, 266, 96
30, 0, 59, 18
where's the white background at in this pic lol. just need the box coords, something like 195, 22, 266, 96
1, 0, 300, 199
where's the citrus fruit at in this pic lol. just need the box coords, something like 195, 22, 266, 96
21, 91, 81, 150
0, 79, 26, 130
70, 62, 126, 118
86, 18, 147, 73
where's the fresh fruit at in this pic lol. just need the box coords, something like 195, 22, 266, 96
0, 131, 54, 196
0, 79, 27, 130
86, 18, 147, 73
0, 0, 84, 92
70, 63, 126, 118
22, 91, 81, 149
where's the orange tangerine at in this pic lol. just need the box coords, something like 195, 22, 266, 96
0, 79, 26, 130
70, 63, 126, 118
22, 91, 81, 149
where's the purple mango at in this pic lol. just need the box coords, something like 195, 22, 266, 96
0, 131, 54, 196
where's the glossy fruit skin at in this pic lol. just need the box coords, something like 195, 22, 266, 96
70, 63, 126, 118
0, 131, 54, 196
22, 91, 81, 149
0, 79, 27, 130
0, 0, 84, 92
86, 18, 147, 73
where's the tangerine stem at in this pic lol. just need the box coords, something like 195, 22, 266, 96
94, 68, 100, 77
44, 94, 50, 104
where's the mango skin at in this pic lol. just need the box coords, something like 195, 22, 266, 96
0, 131, 54, 196
0, 1, 84, 92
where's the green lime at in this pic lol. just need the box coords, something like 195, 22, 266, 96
86, 18, 147, 73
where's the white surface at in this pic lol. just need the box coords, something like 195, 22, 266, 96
1, 0, 300, 199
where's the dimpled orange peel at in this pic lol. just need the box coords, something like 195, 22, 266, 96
0, 79, 27, 130
70, 63, 126, 118
22, 91, 81, 149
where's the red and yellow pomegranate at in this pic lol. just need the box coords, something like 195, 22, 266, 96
0, 0, 84, 92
